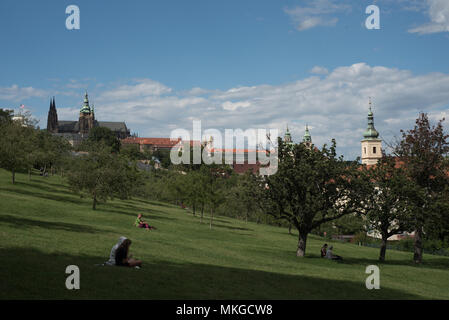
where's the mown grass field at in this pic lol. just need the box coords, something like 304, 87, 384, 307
1, 168, 449, 299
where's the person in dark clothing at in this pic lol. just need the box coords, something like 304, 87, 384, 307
321, 244, 328, 258
115, 239, 142, 267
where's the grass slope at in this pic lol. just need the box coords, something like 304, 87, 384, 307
1, 169, 449, 299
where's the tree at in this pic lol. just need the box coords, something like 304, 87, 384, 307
121, 143, 145, 160
0, 108, 13, 126
31, 130, 71, 178
319, 214, 365, 239
393, 113, 449, 263
67, 148, 141, 209
152, 149, 172, 168
0, 122, 35, 184
85, 126, 121, 153
203, 164, 231, 229
361, 156, 412, 261
183, 170, 206, 217
193, 168, 209, 223
263, 139, 365, 257
230, 170, 262, 223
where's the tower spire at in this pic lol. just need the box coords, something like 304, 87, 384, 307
284, 124, 292, 145
47, 96, 58, 133
363, 98, 379, 140
80, 90, 91, 114
361, 98, 382, 165
303, 124, 312, 145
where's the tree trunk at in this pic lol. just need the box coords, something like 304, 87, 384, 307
192, 203, 196, 216
296, 232, 308, 257
12, 168, 15, 184
288, 224, 292, 235
200, 205, 204, 223
93, 194, 97, 210
413, 227, 423, 263
379, 237, 387, 262
209, 208, 213, 229
28, 168, 31, 181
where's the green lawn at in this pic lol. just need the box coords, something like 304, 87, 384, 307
1, 168, 448, 299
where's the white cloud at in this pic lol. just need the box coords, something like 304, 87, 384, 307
0, 84, 47, 102
98, 79, 172, 101
47, 64, 449, 160
409, 0, 449, 34
222, 101, 251, 111
310, 66, 329, 75
284, 0, 351, 31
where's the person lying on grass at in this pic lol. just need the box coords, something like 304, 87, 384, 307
325, 245, 343, 261
115, 239, 142, 268
135, 213, 156, 230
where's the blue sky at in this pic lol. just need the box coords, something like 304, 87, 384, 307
1, 0, 449, 160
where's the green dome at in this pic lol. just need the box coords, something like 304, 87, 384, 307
363, 127, 379, 139
303, 124, 312, 143
363, 105, 379, 139
80, 91, 91, 114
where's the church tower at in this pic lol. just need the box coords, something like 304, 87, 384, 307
284, 125, 293, 146
361, 100, 382, 165
78, 91, 95, 135
47, 96, 58, 133
302, 124, 312, 148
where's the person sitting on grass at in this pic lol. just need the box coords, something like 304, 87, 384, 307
115, 239, 142, 268
321, 244, 328, 258
135, 213, 156, 230
325, 245, 343, 261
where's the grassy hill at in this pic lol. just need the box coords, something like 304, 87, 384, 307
1, 168, 449, 299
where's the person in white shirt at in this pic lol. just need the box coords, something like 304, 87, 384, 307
325, 245, 343, 260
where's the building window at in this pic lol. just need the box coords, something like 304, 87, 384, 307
364, 147, 366, 154
373, 146, 377, 154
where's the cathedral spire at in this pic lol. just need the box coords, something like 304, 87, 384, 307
47, 96, 58, 133
80, 90, 91, 114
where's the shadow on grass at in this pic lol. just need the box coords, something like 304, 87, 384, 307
339, 256, 449, 271
16, 180, 71, 194
210, 218, 232, 224
0, 186, 82, 205
212, 223, 253, 232
0, 247, 426, 299
95, 206, 175, 221
0, 215, 103, 234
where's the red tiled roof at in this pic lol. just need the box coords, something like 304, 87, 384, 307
122, 137, 202, 149
209, 148, 266, 153
122, 137, 181, 145
232, 162, 262, 174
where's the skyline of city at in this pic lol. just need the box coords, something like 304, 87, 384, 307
1, 0, 449, 160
